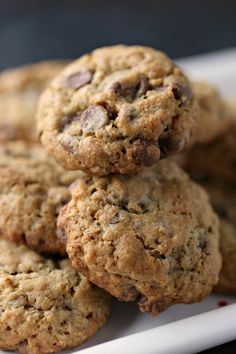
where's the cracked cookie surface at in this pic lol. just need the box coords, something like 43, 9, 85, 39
37, 45, 197, 175
0, 141, 82, 255
0, 239, 110, 354
58, 160, 221, 315
0, 61, 67, 142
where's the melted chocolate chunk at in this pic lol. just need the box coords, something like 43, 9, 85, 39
132, 139, 159, 166
111, 74, 150, 102
65, 70, 93, 89
172, 83, 192, 102
137, 74, 150, 96
61, 113, 82, 131
159, 137, 183, 158
79, 105, 109, 131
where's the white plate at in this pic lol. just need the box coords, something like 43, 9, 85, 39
3, 48, 236, 354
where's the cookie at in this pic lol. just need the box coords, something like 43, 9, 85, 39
215, 220, 236, 295
183, 103, 236, 295
58, 160, 221, 315
184, 114, 236, 185
0, 141, 82, 255
0, 61, 67, 142
37, 45, 198, 175
191, 81, 231, 143
0, 239, 110, 354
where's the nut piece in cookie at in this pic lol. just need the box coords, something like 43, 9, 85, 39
58, 160, 221, 315
0, 240, 110, 354
0, 61, 68, 142
37, 45, 198, 175
0, 141, 82, 255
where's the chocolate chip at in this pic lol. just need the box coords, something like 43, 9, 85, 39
61, 113, 82, 131
137, 74, 150, 96
18, 340, 28, 347
132, 139, 160, 166
60, 137, 76, 154
159, 137, 183, 158
79, 105, 109, 131
111, 74, 150, 102
111, 81, 122, 93
155, 84, 169, 93
65, 70, 93, 89
172, 83, 192, 102
199, 240, 207, 250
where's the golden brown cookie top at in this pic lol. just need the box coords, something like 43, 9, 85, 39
58, 160, 221, 315
37, 45, 197, 175
0, 240, 110, 354
0, 61, 67, 142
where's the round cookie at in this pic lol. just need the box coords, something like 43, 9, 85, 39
184, 115, 236, 185
0, 239, 110, 354
215, 220, 236, 295
58, 160, 221, 315
183, 103, 236, 295
0, 61, 67, 142
191, 81, 231, 143
37, 45, 198, 175
0, 141, 82, 255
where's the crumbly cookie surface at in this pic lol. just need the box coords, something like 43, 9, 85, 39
0, 61, 67, 142
0, 240, 110, 354
37, 45, 197, 175
58, 160, 221, 315
192, 81, 231, 143
0, 141, 82, 255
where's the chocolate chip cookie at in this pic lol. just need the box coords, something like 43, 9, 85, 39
184, 113, 236, 185
58, 160, 221, 315
0, 61, 67, 142
37, 45, 197, 175
183, 103, 236, 294
192, 81, 231, 143
0, 141, 82, 255
0, 239, 110, 354
215, 220, 236, 295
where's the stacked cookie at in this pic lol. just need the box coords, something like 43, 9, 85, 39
0, 62, 110, 354
0, 45, 234, 354
36, 45, 223, 313
183, 100, 236, 295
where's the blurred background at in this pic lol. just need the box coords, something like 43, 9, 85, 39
0, 1, 235, 353
0, 0, 236, 70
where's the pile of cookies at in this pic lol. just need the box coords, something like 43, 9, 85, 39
0, 45, 235, 354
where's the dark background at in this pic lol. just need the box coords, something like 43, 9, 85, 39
0, 0, 235, 353
0, 0, 236, 69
